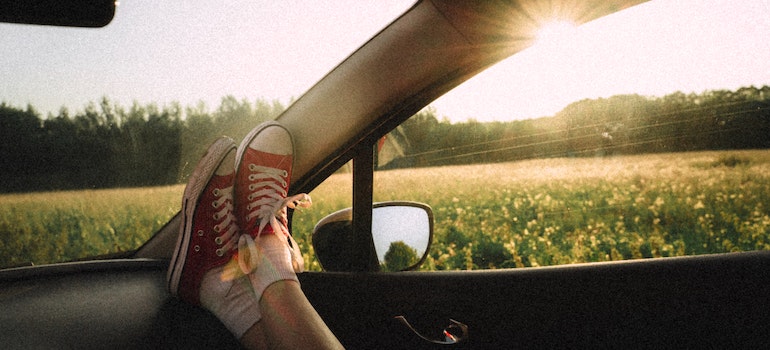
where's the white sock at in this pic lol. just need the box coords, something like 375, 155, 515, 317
199, 267, 261, 338
247, 234, 300, 302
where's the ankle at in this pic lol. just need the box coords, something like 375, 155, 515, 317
199, 267, 261, 338
244, 234, 300, 302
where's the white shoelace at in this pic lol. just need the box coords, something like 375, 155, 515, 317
211, 185, 238, 257
237, 164, 312, 274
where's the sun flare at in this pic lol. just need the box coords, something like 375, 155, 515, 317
535, 20, 579, 49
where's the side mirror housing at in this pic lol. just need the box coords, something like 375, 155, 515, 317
312, 202, 433, 272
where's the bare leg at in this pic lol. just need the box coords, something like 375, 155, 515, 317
170, 128, 342, 348
240, 280, 343, 350
239, 319, 268, 350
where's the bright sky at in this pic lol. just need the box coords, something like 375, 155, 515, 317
2, 0, 769, 123
435, 0, 770, 122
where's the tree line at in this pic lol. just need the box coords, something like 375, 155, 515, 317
0, 96, 284, 192
386, 85, 770, 168
1, 85, 769, 192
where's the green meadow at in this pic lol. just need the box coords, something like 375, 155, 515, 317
0, 186, 183, 267
2, 150, 769, 271
305, 150, 770, 270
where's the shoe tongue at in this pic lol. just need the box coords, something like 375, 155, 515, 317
247, 149, 293, 182
249, 150, 292, 210
210, 172, 234, 188
237, 149, 294, 237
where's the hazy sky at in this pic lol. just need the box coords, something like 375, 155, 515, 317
437, 0, 770, 121
2, 0, 769, 123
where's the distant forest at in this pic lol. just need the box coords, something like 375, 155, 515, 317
388, 85, 770, 168
1, 86, 769, 192
0, 96, 285, 192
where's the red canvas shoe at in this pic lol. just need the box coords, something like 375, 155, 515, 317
167, 137, 240, 305
233, 121, 311, 275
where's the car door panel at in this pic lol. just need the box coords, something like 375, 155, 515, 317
1, 251, 768, 349
301, 250, 770, 349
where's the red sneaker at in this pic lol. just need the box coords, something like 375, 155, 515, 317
167, 137, 240, 305
233, 121, 311, 274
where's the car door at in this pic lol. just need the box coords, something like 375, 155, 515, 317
296, 133, 770, 349
284, 0, 770, 347
2, 0, 769, 349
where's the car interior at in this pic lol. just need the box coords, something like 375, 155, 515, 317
1, 0, 769, 349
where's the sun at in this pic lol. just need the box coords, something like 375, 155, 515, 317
534, 20, 579, 49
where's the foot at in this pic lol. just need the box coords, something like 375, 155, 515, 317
168, 136, 239, 303
233, 122, 311, 295
167, 137, 260, 337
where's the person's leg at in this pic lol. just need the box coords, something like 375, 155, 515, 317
234, 121, 343, 349
241, 279, 343, 350
168, 124, 342, 349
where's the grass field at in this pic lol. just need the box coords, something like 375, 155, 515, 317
310, 149, 770, 270
0, 186, 183, 267
2, 150, 769, 271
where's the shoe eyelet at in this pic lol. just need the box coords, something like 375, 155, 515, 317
213, 213, 220, 220
213, 224, 221, 232
281, 170, 288, 177
248, 174, 257, 181
215, 249, 224, 257
211, 200, 219, 208
215, 236, 223, 245
197, 230, 204, 236
194, 245, 201, 252
212, 188, 220, 197
248, 184, 256, 191
249, 164, 257, 171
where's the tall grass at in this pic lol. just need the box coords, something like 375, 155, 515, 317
2, 150, 769, 271
362, 150, 770, 270
0, 185, 182, 267
296, 150, 770, 270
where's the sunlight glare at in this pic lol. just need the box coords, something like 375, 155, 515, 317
535, 20, 579, 49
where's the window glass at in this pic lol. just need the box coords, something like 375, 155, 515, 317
0, 1, 411, 269
295, 168, 353, 271
2, 1, 767, 272
374, 1, 770, 270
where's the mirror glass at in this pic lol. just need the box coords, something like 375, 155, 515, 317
372, 204, 432, 271
312, 202, 433, 272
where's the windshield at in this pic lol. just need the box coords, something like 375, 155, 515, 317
2, 1, 768, 270
303, 0, 770, 270
0, 1, 413, 268
364, 0, 770, 270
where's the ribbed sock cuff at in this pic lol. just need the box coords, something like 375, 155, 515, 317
248, 234, 300, 302
200, 269, 261, 338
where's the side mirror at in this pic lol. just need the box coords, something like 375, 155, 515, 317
312, 202, 433, 272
